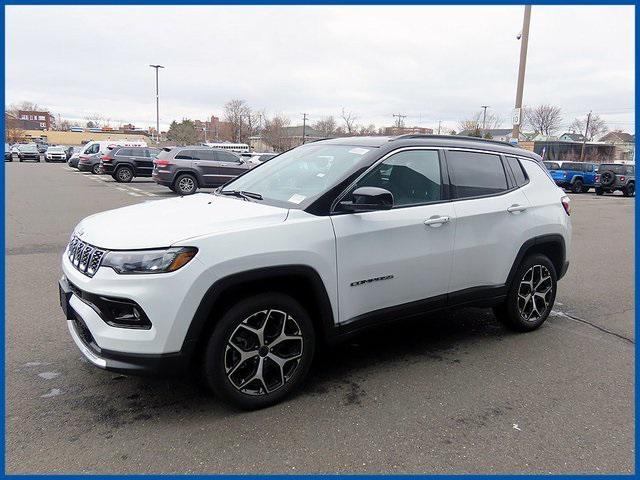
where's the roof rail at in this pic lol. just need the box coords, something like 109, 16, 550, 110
390, 134, 518, 148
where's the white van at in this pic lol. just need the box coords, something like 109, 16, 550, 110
81, 139, 148, 156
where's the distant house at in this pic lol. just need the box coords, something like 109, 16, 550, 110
599, 131, 635, 161
384, 126, 433, 136
559, 132, 586, 142
17, 110, 53, 130
458, 128, 524, 142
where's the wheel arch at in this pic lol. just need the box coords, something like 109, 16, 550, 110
173, 169, 203, 188
181, 265, 335, 363
506, 234, 567, 287
570, 175, 583, 184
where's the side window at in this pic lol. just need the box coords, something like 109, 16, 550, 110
216, 151, 241, 163
175, 150, 193, 160
86, 143, 99, 154
118, 148, 132, 157
627, 166, 635, 175
447, 150, 508, 198
197, 150, 216, 161
354, 150, 442, 207
505, 156, 528, 186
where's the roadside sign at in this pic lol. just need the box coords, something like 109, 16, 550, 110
512, 108, 522, 126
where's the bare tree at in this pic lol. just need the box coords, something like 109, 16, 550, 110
224, 99, 252, 142
524, 104, 563, 135
570, 114, 608, 141
313, 116, 337, 137
358, 124, 378, 136
340, 108, 358, 134
458, 111, 502, 133
84, 113, 104, 128
262, 114, 292, 152
7, 101, 45, 116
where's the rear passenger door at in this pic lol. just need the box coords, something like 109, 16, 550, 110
134, 148, 155, 176
446, 150, 532, 296
193, 149, 220, 187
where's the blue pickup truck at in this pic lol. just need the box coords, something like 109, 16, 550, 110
543, 161, 598, 193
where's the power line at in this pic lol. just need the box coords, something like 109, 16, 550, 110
392, 113, 406, 129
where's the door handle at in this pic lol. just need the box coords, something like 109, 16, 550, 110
193, 162, 199, 165
424, 215, 450, 227
507, 204, 527, 213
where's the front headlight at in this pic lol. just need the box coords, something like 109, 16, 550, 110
101, 247, 197, 274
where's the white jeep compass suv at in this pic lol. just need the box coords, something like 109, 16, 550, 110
59, 135, 571, 409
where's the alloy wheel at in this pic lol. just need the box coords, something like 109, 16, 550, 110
178, 177, 195, 193
517, 265, 553, 321
224, 309, 303, 396
118, 168, 132, 182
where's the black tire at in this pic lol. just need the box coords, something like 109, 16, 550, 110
173, 173, 198, 195
18, 157, 23, 162
203, 292, 316, 410
595, 187, 604, 196
493, 254, 557, 332
91, 163, 101, 175
115, 165, 134, 183
623, 182, 635, 197
571, 179, 583, 194
599, 170, 616, 187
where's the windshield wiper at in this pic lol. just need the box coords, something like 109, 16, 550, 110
219, 189, 263, 201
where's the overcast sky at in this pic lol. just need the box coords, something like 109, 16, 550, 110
6, 5, 635, 133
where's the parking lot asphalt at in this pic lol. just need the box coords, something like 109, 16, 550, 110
5, 162, 635, 473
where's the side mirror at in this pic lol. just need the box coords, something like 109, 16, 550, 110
339, 187, 394, 212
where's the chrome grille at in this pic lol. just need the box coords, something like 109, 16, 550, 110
67, 235, 107, 277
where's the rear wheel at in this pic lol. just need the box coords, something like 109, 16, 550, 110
115, 165, 134, 183
493, 254, 557, 332
571, 179, 583, 194
174, 173, 198, 195
91, 163, 101, 175
595, 187, 604, 196
203, 292, 315, 410
623, 182, 635, 197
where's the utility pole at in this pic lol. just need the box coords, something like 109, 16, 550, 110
481, 105, 490, 134
437, 120, 441, 135
149, 64, 165, 143
580, 111, 592, 161
393, 113, 406, 133
202, 126, 207, 144
302, 113, 308, 144
511, 5, 531, 142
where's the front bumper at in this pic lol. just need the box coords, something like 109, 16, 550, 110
20, 153, 39, 161
46, 155, 67, 161
60, 275, 191, 376
60, 248, 205, 375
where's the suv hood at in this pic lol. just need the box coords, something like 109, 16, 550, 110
75, 194, 289, 249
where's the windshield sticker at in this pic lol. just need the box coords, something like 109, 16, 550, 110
288, 194, 306, 204
349, 147, 369, 155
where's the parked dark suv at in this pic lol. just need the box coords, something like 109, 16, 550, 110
152, 146, 253, 195
18, 144, 40, 162
595, 163, 635, 197
100, 146, 161, 182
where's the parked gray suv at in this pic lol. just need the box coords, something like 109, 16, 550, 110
152, 146, 253, 195
595, 163, 635, 197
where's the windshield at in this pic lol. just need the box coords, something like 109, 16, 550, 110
20, 144, 38, 152
599, 164, 632, 175
48, 146, 64, 152
544, 162, 561, 170
221, 144, 373, 207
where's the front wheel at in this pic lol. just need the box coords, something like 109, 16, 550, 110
571, 179, 583, 194
203, 292, 316, 410
623, 183, 635, 197
595, 187, 604, 196
493, 254, 557, 332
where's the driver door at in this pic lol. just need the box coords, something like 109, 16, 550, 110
330, 149, 455, 323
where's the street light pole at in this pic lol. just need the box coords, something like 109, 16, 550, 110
512, 5, 531, 142
481, 105, 489, 135
149, 64, 165, 143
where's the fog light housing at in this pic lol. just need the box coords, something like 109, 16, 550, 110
96, 297, 152, 329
